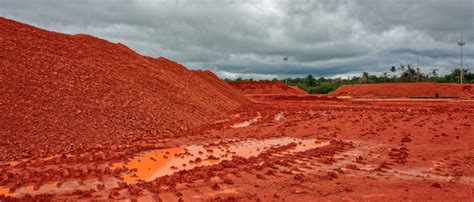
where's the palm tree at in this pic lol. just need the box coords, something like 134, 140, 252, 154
430, 69, 439, 77
389, 66, 397, 79
359, 72, 369, 84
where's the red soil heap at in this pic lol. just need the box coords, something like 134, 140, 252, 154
0, 17, 249, 160
330, 82, 474, 98
228, 81, 307, 95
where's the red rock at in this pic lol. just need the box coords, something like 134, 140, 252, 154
61, 168, 70, 178
432, 182, 442, 188
223, 178, 234, 185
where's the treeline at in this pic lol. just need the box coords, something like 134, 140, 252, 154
225, 65, 474, 94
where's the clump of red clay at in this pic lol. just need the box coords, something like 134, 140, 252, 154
0, 17, 249, 161
228, 81, 307, 95
330, 82, 474, 98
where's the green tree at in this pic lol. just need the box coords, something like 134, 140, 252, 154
306, 74, 316, 87
446, 68, 469, 83
400, 64, 417, 81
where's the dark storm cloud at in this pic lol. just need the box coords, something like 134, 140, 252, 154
345, 0, 474, 41
1, 0, 473, 79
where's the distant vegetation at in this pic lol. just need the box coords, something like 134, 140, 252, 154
225, 65, 474, 94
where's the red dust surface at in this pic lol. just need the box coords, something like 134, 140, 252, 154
1, 18, 474, 201
228, 81, 307, 95
330, 82, 474, 98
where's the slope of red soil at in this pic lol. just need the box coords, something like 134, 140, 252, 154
330, 82, 474, 98
0, 17, 249, 161
192, 70, 249, 105
228, 81, 307, 95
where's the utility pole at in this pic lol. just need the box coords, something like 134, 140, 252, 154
416, 54, 420, 82
283, 56, 288, 85
458, 33, 466, 84
417, 54, 419, 69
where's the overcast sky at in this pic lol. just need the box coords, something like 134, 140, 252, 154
1, 0, 473, 79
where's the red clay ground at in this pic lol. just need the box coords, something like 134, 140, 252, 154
228, 81, 308, 95
1, 95, 473, 201
331, 82, 474, 99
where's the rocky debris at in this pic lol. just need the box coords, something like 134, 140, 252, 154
431, 182, 442, 188
388, 147, 409, 163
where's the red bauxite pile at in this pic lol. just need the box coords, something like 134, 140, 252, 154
0, 17, 249, 161
330, 82, 474, 98
228, 81, 307, 95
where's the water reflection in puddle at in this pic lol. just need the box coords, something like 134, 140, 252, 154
0, 137, 328, 197
114, 137, 328, 184
231, 113, 261, 128
0, 187, 10, 196
274, 112, 284, 121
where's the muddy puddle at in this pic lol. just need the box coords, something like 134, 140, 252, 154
231, 113, 261, 128
274, 112, 284, 121
113, 137, 329, 184
1, 137, 328, 197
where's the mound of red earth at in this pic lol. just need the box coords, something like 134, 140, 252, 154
330, 82, 474, 98
0, 17, 249, 161
228, 81, 307, 95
